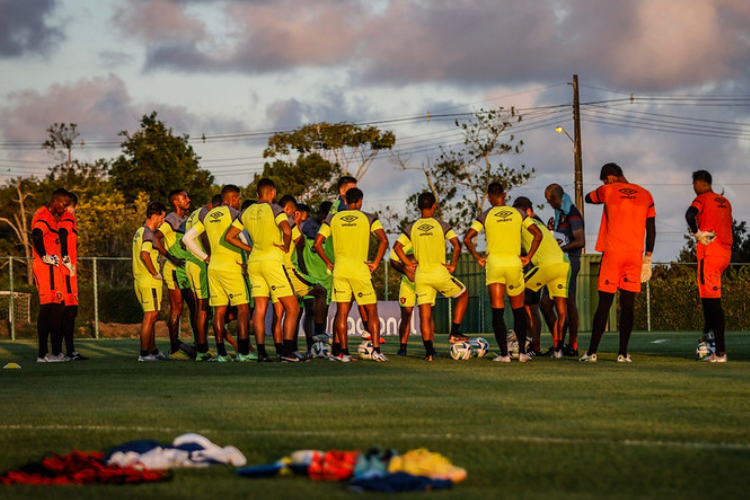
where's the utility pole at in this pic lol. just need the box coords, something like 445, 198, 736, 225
571, 74, 584, 216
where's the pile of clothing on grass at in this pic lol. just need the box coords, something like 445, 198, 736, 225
1, 433, 246, 486
236, 447, 467, 492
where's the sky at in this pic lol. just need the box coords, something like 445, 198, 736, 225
1, 0, 750, 261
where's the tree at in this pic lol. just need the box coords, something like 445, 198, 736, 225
110, 111, 214, 203
391, 107, 533, 234
0, 177, 43, 285
43, 123, 80, 169
677, 220, 750, 263
248, 153, 340, 205
263, 122, 396, 181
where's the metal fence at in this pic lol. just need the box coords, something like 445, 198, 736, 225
2, 255, 749, 340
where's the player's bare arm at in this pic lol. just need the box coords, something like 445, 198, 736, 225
313, 234, 334, 271
366, 228, 389, 273
444, 236, 462, 274
224, 225, 253, 253
521, 224, 543, 267
463, 228, 486, 267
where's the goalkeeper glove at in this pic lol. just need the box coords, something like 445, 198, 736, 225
692, 230, 716, 246
42, 255, 60, 266
640, 255, 653, 283
61, 256, 76, 276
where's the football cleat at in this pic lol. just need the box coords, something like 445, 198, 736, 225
616, 354, 632, 363
492, 354, 511, 363
44, 353, 67, 363
562, 345, 579, 357
371, 352, 389, 362
256, 354, 274, 363
423, 354, 434, 362
195, 351, 214, 362
449, 334, 471, 344
334, 353, 352, 363
154, 351, 169, 361
396, 349, 408, 357
236, 353, 256, 362
700, 353, 727, 363
551, 349, 563, 359
212, 355, 231, 363
68, 351, 89, 361
579, 353, 597, 363
518, 353, 532, 363
138, 354, 158, 362
168, 349, 191, 361
280, 355, 300, 363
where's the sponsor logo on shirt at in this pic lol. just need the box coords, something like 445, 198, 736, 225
619, 188, 638, 199
494, 210, 515, 221
417, 223, 434, 236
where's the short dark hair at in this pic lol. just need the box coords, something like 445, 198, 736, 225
146, 201, 166, 218
257, 178, 276, 196
487, 182, 504, 196
600, 163, 623, 180
345, 187, 363, 205
67, 191, 78, 207
211, 194, 222, 207
417, 192, 436, 210
278, 194, 297, 210
692, 170, 712, 184
512, 196, 532, 211
240, 199, 256, 211
297, 203, 310, 214
318, 201, 333, 215
51, 188, 70, 201
221, 184, 240, 196
338, 175, 357, 190
168, 189, 186, 205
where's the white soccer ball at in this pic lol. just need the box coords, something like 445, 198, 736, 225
696, 341, 715, 360
508, 337, 532, 359
357, 341, 375, 360
469, 337, 490, 358
450, 342, 473, 361
311, 342, 330, 359
552, 231, 570, 247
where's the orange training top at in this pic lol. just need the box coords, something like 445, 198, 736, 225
588, 182, 655, 254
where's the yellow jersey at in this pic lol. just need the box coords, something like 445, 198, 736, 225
132, 225, 159, 284
471, 206, 532, 258
318, 210, 383, 279
397, 217, 456, 273
193, 205, 243, 272
521, 217, 565, 265
233, 202, 287, 263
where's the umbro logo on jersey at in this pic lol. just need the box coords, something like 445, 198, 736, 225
210, 212, 222, 219
619, 188, 638, 198
417, 223, 433, 232
340, 215, 358, 223
494, 210, 514, 220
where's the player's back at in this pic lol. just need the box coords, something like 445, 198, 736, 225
522, 218, 564, 265
476, 206, 525, 258
593, 182, 655, 253
240, 202, 286, 263
31, 207, 61, 259
325, 210, 379, 276
402, 217, 453, 273
204, 206, 243, 271
132, 225, 158, 282
693, 192, 733, 249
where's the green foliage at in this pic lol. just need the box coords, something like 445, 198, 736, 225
263, 122, 396, 181
110, 111, 214, 203
677, 219, 750, 264
249, 153, 340, 205
42, 122, 80, 167
394, 107, 534, 234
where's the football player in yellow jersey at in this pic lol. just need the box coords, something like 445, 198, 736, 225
132, 202, 167, 362
155, 189, 194, 360
512, 197, 570, 359
182, 194, 221, 360
464, 182, 542, 363
183, 185, 255, 362
313, 187, 389, 362
225, 178, 301, 363
301, 201, 335, 343
393, 192, 470, 361
389, 241, 416, 356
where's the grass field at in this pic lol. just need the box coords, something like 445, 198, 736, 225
2, 331, 750, 499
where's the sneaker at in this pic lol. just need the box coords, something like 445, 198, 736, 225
551, 349, 563, 359
492, 354, 511, 363
195, 351, 214, 362
396, 349, 408, 357
518, 353, 532, 363
700, 353, 728, 363
36, 356, 47, 363
313, 332, 332, 344
371, 352, 389, 362
236, 353, 256, 362
327, 353, 338, 362
169, 349, 191, 361
153, 351, 169, 361
528, 350, 542, 357
280, 355, 300, 363
257, 354, 274, 363
361, 332, 372, 341
138, 354, 158, 362
562, 345, 579, 357
579, 353, 597, 363
292, 351, 307, 362
449, 334, 471, 343
68, 351, 89, 361
44, 353, 67, 363
212, 355, 231, 363
423, 354, 434, 362
617, 354, 632, 363
334, 353, 352, 363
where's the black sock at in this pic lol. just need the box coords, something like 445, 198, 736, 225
400, 343, 407, 351
140, 350, 149, 357
282, 339, 294, 357
216, 343, 228, 357
704, 298, 726, 355
492, 308, 507, 355
274, 342, 283, 356
170, 338, 182, 353
315, 322, 325, 334
62, 305, 78, 355
305, 336, 314, 350
342, 348, 350, 356
257, 344, 267, 357
449, 323, 461, 337
150, 349, 160, 356
196, 343, 208, 354
423, 340, 434, 355
239, 338, 250, 356
374, 346, 381, 353
332, 342, 341, 356
618, 291, 635, 356
512, 307, 528, 354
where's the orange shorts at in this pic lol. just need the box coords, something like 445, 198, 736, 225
63, 272, 79, 306
598, 251, 642, 294
697, 251, 730, 299
33, 259, 65, 305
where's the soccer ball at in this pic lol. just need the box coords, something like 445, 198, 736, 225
358, 341, 375, 360
552, 231, 570, 247
311, 342, 329, 359
450, 342, 472, 361
696, 341, 715, 360
508, 338, 532, 359
469, 337, 490, 358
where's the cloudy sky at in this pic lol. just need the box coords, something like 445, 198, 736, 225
1, 0, 750, 261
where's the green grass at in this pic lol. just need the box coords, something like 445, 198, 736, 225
2, 331, 750, 499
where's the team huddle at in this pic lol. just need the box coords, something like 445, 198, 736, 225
28, 163, 733, 364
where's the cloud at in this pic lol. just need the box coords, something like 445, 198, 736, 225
112, 0, 750, 92
0, 74, 246, 148
98, 50, 135, 69
0, 0, 64, 57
